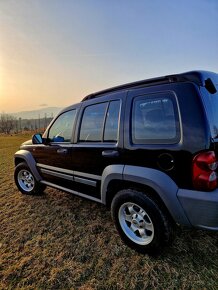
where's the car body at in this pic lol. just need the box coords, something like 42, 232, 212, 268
14, 70, 218, 254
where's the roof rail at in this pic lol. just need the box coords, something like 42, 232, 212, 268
82, 76, 179, 101
82, 70, 217, 102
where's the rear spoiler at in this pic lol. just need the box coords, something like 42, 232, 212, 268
175, 71, 217, 95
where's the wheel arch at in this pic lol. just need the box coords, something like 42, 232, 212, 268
101, 165, 191, 226
15, 157, 24, 166
14, 150, 42, 181
105, 179, 175, 222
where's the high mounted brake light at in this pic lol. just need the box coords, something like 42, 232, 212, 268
192, 151, 218, 191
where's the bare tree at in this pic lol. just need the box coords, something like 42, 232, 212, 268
0, 113, 17, 134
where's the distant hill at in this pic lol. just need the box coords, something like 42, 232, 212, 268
12, 107, 63, 119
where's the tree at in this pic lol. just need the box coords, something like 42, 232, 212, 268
0, 113, 17, 134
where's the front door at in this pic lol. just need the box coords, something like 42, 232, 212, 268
33, 107, 78, 187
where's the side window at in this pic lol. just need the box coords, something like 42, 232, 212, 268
79, 103, 108, 142
48, 109, 77, 142
104, 100, 120, 142
132, 94, 179, 144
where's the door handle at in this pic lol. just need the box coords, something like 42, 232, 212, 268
102, 150, 119, 158
57, 148, 68, 154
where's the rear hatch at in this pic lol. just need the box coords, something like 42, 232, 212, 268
195, 72, 218, 191
200, 72, 218, 146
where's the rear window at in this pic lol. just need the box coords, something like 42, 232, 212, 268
131, 92, 180, 144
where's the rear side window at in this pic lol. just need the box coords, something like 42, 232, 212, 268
79, 103, 107, 142
132, 93, 180, 144
104, 100, 120, 142
79, 100, 121, 143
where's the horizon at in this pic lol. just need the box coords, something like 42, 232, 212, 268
0, 0, 218, 113
2, 106, 63, 120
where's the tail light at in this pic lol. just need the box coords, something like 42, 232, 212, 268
192, 151, 218, 191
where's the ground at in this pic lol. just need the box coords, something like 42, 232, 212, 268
0, 134, 218, 289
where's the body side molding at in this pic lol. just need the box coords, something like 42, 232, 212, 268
37, 163, 101, 181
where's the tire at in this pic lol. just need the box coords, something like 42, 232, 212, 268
14, 162, 46, 195
111, 189, 173, 255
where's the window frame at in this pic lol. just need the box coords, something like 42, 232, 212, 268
47, 108, 78, 143
103, 100, 121, 142
77, 100, 121, 144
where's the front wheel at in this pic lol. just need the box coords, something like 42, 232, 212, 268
111, 189, 173, 254
14, 162, 46, 195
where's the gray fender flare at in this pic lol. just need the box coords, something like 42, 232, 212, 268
101, 164, 124, 204
101, 164, 190, 226
14, 150, 42, 181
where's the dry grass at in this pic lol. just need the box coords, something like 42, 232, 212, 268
0, 133, 218, 289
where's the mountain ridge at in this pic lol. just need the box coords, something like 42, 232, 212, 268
11, 107, 63, 119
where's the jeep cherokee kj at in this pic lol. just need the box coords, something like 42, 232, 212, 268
14, 70, 218, 254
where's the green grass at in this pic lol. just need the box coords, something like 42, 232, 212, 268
0, 134, 218, 289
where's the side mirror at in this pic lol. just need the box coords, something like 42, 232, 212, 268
32, 133, 43, 144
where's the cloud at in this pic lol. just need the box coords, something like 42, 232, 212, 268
39, 104, 48, 107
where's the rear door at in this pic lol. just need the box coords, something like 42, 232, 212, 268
69, 92, 125, 198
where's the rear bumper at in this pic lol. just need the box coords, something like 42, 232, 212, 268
177, 188, 218, 230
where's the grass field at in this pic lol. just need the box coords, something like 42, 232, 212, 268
0, 134, 218, 289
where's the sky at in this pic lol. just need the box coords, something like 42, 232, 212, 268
0, 0, 218, 113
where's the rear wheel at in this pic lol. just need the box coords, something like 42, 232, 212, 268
14, 162, 46, 194
111, 189, 173, 254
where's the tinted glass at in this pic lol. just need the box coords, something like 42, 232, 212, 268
79, 102, 107, 142
48, 109, 77, 142
104, 100, 120, 142
132, 94, 178, 144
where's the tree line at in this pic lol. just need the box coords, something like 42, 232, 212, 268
0, 113, 53, 134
